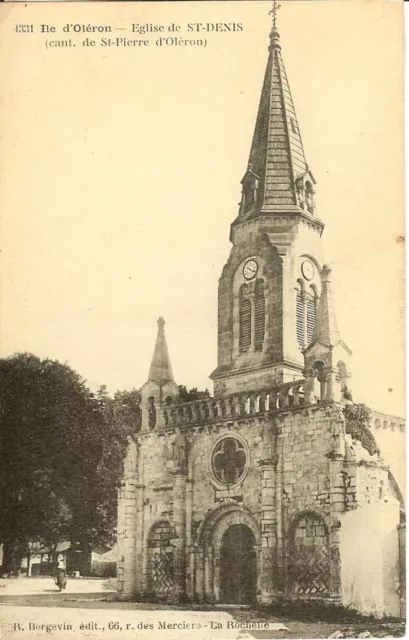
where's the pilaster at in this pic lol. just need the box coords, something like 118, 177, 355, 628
258, 458, 278, 601
328, 406, 347, 600
171, 472, 187, 602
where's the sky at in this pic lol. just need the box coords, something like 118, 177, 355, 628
0, 1, 404, 417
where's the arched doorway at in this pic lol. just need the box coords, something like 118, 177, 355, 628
220, 524, 257, 604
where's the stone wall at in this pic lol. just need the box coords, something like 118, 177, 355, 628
279, 407, 332, 519
117, 401, 402, 613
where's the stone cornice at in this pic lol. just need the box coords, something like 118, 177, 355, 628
210, 357, 303, 381
230, 208, 325, 241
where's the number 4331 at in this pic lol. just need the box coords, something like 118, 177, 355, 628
15, 25, 34, 33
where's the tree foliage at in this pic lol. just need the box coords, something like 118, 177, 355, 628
178, 385, 211, 403
0, 354, 127, 573
343, 403, 380, 457
0, 353, 211, 574
107, 388, 142, 433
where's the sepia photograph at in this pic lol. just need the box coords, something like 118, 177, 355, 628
0, 1, 405, 638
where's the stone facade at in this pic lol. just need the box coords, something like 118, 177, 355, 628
117, 392, 403, 614
117, 18, 405, 618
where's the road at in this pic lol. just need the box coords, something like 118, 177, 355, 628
0, 578, 404, 640
0, 578, 288, 640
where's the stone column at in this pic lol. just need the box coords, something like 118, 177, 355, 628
117, 438, 139, 597
171, 471, 187, 602
185, 453, 194, 601
258, 419, 279, 602
258, 461, 277, 602
304, 369, 315, 404
135, 443, 145, 596
170, 430, 188, 603
328, 407, 346, 600
275, 430, 286, 593
325, 367, 338, 402
195, 547, 204, 603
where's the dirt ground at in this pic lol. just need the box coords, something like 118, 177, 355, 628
0, 578, 405, 640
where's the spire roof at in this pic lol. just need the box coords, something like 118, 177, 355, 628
238, 21, 319, 218
147, 317, 175, 384
311, 266, 342, 347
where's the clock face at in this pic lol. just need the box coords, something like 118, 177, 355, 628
301, 259, 315, 281
243, 258, 258, 280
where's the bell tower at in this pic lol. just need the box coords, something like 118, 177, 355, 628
211, 10, 326, 397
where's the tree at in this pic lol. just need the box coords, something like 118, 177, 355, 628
343, 403, 380, 457
0, 354, 126, 574
109, 388, 142, 433
178, 385, 211, 403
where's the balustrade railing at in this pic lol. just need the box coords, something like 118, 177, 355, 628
368, 410, 405, 433
162, 379, 308, 429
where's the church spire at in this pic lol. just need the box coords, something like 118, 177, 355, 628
236, 6, 321, 225
148, 317, 175, 384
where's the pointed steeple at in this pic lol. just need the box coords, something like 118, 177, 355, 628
141, 317, 179, 431
311, 266, 342, 348
235, 16, 322, 226
147, 317, 175, 384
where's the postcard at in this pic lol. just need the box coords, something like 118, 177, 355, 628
0, 2, 405, 639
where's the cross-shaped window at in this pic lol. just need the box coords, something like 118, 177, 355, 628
212, 437, 247, 485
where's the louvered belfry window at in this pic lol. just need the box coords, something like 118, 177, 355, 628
296, 283, 304, 349
306, 294, 316, 346
239, 284, 252, 352
296, 282, 318, 350
254, 279, 265, 351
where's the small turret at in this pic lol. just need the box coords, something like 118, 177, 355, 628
303, 266, 352, 403
141, 317, 179, 431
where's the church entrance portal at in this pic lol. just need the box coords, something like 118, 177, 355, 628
220, 524, 257, 604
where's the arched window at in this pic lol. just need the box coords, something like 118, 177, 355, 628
148, 396, 156, 430
312, 361, 326, 402
296, 280, 318, 350
288, 513, 330, 595
147, 521, 174, 598
245, 183, 255, 209
254, 279, 265, 351
296, 281, 304, 350
242, 177, 258, 214
305, 181, 314, 214
239, 283, 252, 353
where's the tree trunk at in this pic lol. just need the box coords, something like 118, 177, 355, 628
1, 540, 14, 575
14, 542, 26, 576
2, 539, 26, 576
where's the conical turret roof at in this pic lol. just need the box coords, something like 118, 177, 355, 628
147, 317, 175, 384
311, 266, 342, 348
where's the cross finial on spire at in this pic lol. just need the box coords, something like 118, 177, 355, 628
269, 0, 281, 30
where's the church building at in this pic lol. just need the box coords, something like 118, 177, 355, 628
117, 14, 405, 618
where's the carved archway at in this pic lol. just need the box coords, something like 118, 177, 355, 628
194, 504, 260, 603
147, 520, 174, 599
287, 511, 330, 596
